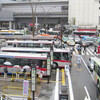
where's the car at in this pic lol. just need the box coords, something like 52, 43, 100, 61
67, 39, 75, 46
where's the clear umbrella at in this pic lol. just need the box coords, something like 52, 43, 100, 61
13, 65, 21, 68
4, 61, 12, 66
23, 65, 30, 72
23, 65, 30, 69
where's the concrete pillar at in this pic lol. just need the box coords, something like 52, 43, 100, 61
36, 17, 38, 33
9, 21, 12, 29
13, 22, 15, 30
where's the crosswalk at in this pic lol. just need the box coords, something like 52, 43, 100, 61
68, 47, 96, 56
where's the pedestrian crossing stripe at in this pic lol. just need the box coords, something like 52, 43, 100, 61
71, 47, 95, 56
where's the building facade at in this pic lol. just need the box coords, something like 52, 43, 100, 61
69, 0, 99, 28
0, 0, 68, 29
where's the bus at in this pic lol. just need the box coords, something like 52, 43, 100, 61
0, 52, 49, 76
0, 30, 24, 35
1, 47, 72, 69
6, 40, 61, 48
73, 29, 97, 37
89, 57, 100, 90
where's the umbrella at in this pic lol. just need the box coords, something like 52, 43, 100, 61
13, 65, 21, 68
23, 65, 30, 69
4, 61, 12, 66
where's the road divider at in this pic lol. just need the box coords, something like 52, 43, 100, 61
65, 67, 74, 100
54, 68, 59, 100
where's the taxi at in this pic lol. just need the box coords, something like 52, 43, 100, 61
67, 39, 75, 46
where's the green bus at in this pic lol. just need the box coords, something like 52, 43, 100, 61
92, 57, 100, 90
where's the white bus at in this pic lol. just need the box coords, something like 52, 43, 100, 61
89, 57, 100, 90
0, 30, 24, 35
0, 52, 49, 76
1, 47, 72, 69
6, 40, 61, 48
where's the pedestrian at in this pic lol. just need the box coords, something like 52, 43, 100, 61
16, 68, 20, 79
78, 46, 81, 55
4, 65, 8, 79
38, 70, 44, 82
94, 45, 96, 54
83, 46, 86, 53
23, 69, 27, 80
77, 55, 81, 68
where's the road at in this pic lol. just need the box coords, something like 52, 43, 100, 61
69, 45, 100, 100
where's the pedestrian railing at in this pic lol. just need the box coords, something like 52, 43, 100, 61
3, 86, 31, 99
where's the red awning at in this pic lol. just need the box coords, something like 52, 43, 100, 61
77, 29, 96, 32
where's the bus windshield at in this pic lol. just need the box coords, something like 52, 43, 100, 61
53, 52, 71, 61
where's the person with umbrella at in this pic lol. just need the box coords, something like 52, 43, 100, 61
14, 65, 21, 79
23, 65, 30, 80
3, 61, 12, 79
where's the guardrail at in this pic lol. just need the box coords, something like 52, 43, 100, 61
3, 86, 31, 99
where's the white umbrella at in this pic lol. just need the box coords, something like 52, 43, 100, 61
23, 65, 30, 69
13, 65, 21, 68
4, 61, 12, 66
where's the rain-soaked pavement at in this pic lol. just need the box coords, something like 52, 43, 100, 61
0, 70, 57, 100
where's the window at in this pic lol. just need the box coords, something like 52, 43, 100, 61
61, 6, 68, 11
0, 58, 5, 65
54, 53, 61, 60
97, 66, 100, 77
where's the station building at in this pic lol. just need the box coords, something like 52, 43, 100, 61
0, 0, 100, 30
0, 0, 68, 29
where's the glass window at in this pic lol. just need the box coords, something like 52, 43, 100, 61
97, 66, 100, 77
63, 53, 71, 60
8, 43, 13, 46
61, 6, 68, 10
54, 52, 61, 60
0, 58, 5, 65
94, 62, 98, 73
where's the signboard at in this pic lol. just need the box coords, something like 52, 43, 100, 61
31, 68, 36, 91
50, 51, 53, 65
23, 80, 29, 96
47, 56, 51, 76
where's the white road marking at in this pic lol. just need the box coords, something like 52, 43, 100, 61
86, 48, 94, 56
65, 68, 74, 100
81, 56, 94, 81
90, 48, 94, 52
73, 51, 76, 56
54, 68, 59, 100
84, 86, 91, 100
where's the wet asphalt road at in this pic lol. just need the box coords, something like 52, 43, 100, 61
71, 46, 100, 100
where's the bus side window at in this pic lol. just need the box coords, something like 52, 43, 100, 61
42, 61, 46, 68
97, 66, 100, 77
